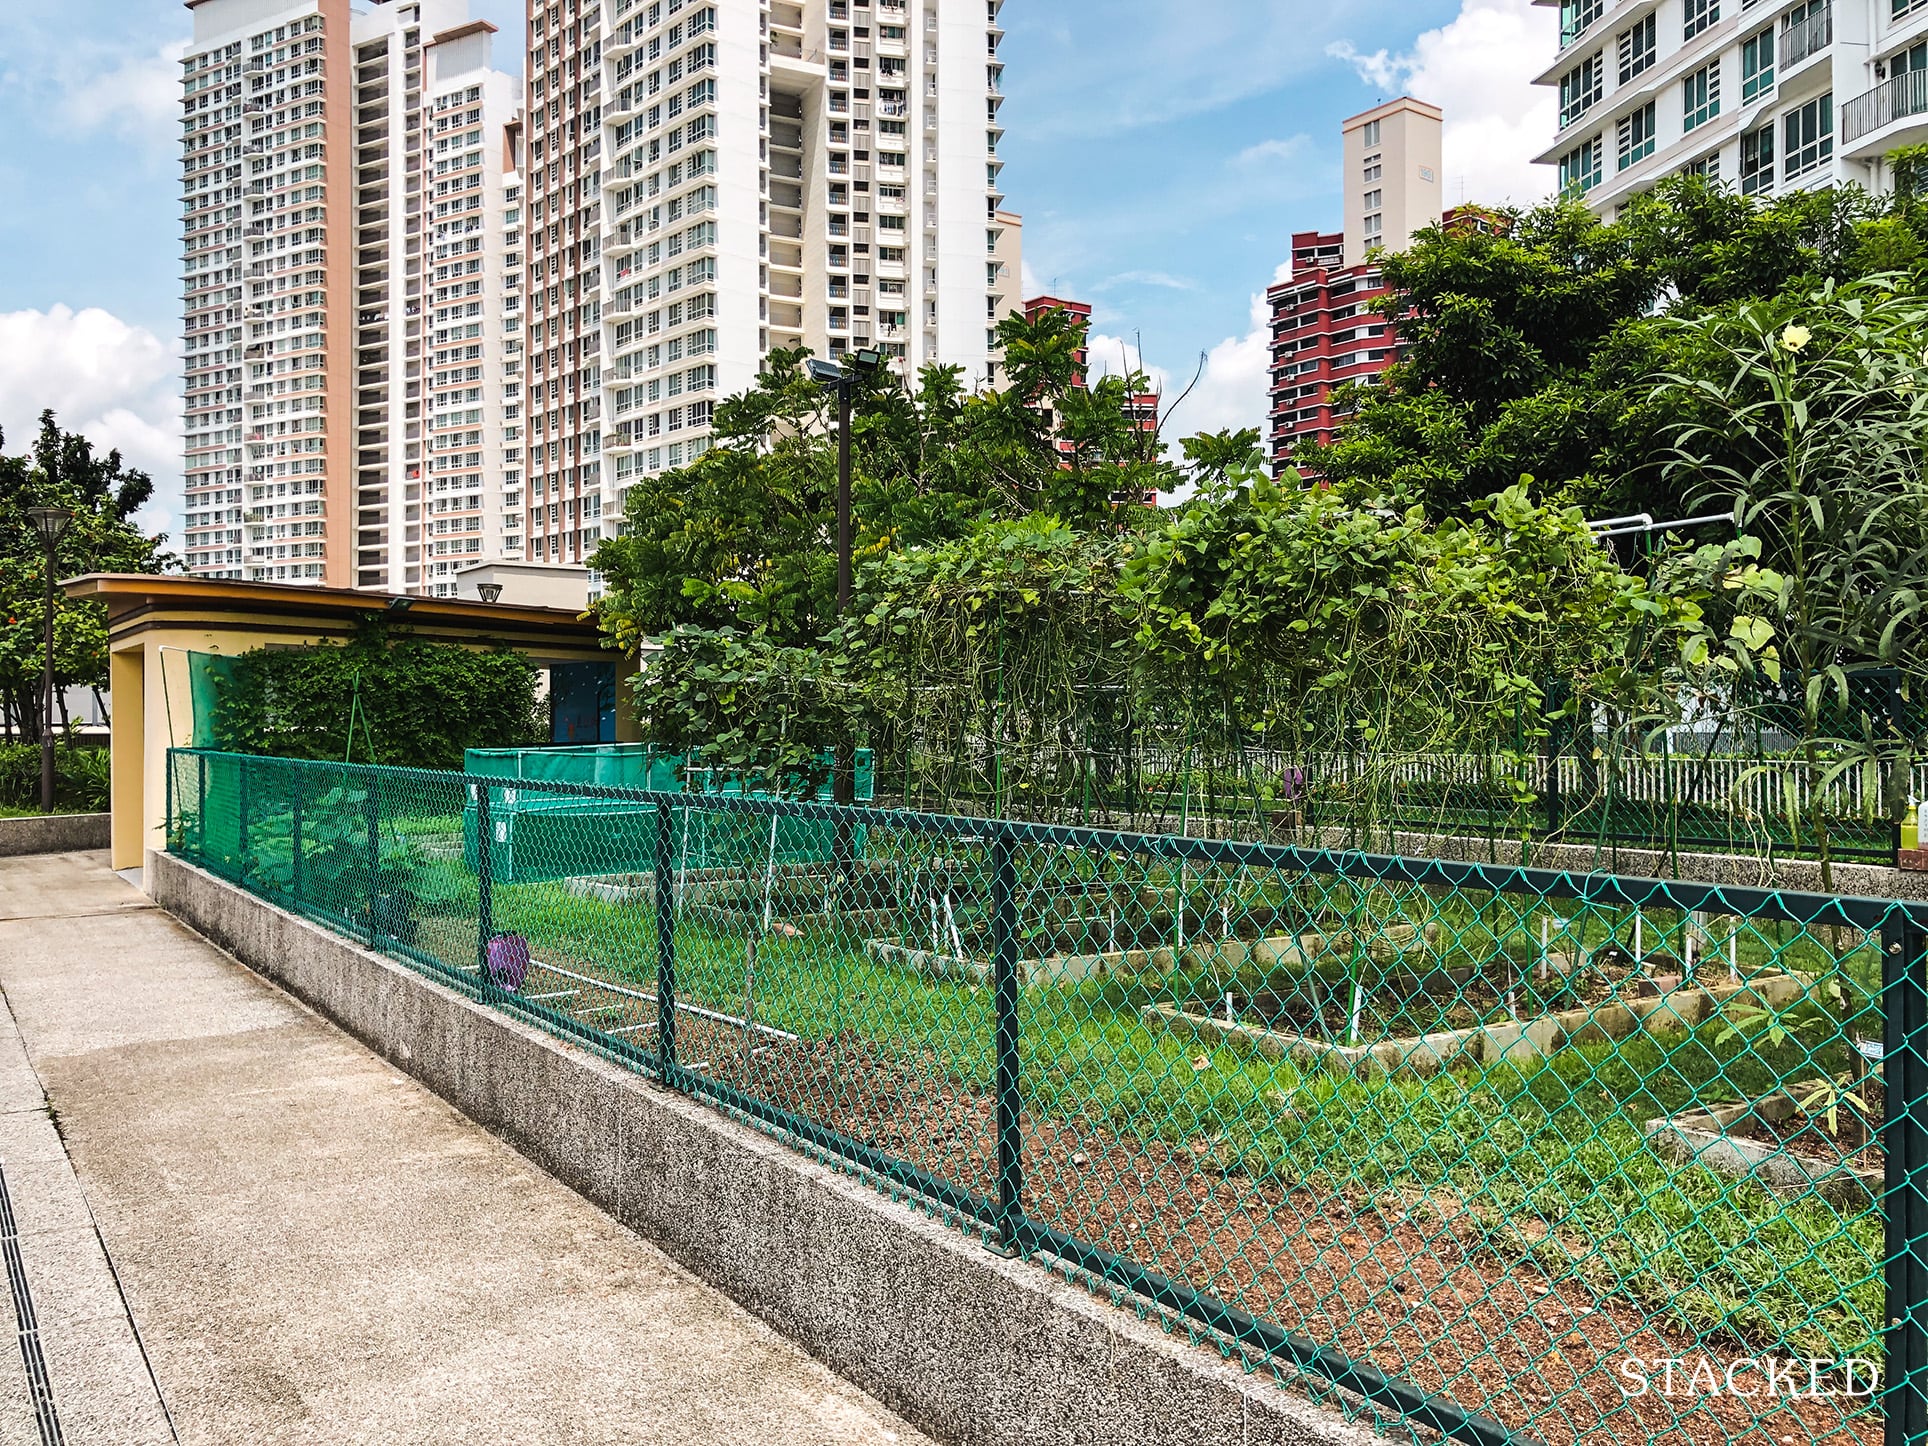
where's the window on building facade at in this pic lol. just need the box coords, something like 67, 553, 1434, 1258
1560, 52, 1604, 126
1783, 94, 1832, 178
1618, 101, 1657, 170
1561, 0, 1606, 47
1683, 62, 1720, 131
1559, 136, 1602, 194
1742, 28, 1774, 101
1618, 15, 1656, 84
1684, 0, 1718, 40
1741, 122, 1775, 191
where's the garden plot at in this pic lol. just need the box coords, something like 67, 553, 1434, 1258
562, 861, 900, 916
1147, 911, 1822, 1079
864, 884, 1340, 987
1645, 1074, 1884, 1207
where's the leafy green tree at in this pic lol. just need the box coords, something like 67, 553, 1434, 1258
592, 336, 1181, 785
1653, 277, 1928, 874
0, 411, 176, 740
1307, 176, 1918, 522
211, 617, 544, 769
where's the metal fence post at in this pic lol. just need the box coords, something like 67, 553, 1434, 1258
290, 768, 305, 906
1542, 699, 1564, 836
1885, 911, 1928, 1446
990, 822, 1023, 1250
236, 754, 251, 870
164, 750, 175, 853
363, 768, 382, 947
475, 783, 495, 990
655, 799, 677, 1076
196, 752, 207, 858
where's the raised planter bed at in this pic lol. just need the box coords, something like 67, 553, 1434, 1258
1645, 1079, 1883, 1207
1195, 919, 1439, 970
1146, 969, 1812, 1079
868, 916, 1438, 990
564, 863, 903, 923
866, 935, 1181, 987
565, 871, 657, 906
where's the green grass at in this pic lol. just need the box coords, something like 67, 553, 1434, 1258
484, 879, 1886, 1360
198, 806, 1887, 1361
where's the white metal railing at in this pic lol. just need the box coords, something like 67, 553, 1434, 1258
1844, 67, 1928, 144
1126, 747, 1919, 822
1780, 4, 1831, 69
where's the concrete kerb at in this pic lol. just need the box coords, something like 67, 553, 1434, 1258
0, 814, 111, 858
145, 850, 1390, 1446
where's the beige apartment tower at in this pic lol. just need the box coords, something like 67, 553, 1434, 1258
1341, 97, 1443, 266
181, 0, 525, 593
522, 0, 1016, 577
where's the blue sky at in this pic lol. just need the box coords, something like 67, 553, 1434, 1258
0, 0, 1555, 535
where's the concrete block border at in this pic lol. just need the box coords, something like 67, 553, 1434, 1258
147, 850, 1389, 1446
0, 813, 111, 858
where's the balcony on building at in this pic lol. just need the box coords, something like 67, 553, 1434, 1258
1781, 3, 1833, 75
1844, 66, 1928, 158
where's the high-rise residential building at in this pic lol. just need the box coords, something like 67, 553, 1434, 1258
1536, 0, 1928, 215
988, 206, 1022, 380
1264, 98, 1443, 472
180, 0, 524, 593
522, 0, 1017, 576
1021, 295, 1161, 493
420, 23, 528, 596
1023, 293, 1093, 386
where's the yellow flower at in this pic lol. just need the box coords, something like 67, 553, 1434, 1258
1780, 324, 1812, 353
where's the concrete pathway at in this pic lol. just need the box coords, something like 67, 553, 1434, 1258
0, 850, 931, 1446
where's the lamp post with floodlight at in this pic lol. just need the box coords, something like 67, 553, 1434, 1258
25, 506, 73, 813
806, 349, 884, 814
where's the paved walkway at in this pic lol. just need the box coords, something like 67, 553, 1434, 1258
0, 850, 930, 1446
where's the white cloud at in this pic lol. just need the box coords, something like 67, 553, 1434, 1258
1086, 333, 1170, 392
0, 306, 183, 540
1094, 271, 1199, 293
1233, 136, 1316, 169
59, 43, 186, 139
1329, 0, 1558, 207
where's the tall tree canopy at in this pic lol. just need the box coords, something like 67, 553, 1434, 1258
1304, 173, 1928, 522
0, 411, 175, 740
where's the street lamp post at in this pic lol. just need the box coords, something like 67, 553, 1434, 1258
25, 507, 73, 813
807, 349, 884, 811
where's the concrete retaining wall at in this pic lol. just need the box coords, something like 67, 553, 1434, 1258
0, 812, 111, 857
147, 850, 1382, 1446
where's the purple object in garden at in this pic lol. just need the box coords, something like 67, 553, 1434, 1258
485, 932, 531, 992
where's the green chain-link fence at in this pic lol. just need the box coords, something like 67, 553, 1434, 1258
166, 747, 1928, 1446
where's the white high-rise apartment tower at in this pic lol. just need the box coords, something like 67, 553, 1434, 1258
421, 24, 529, 595
181, 0, 526, 593
1536, 0, 1928, 213
522, 0, 1014, 573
